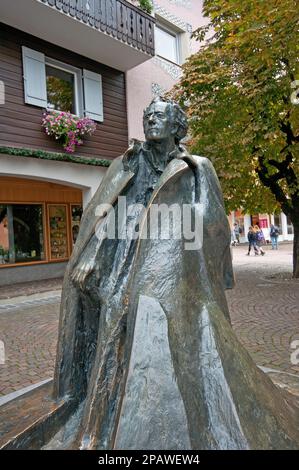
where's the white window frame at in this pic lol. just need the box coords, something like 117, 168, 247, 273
45, 57, 84, 117
22, 46, 103, 122
155, 23, 181, 65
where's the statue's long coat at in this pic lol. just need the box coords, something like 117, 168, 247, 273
53, 146, 299, 450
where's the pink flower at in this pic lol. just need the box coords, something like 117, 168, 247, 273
42, 110, 96, 153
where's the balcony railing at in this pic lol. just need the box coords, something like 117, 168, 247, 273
40, 0, 155, 56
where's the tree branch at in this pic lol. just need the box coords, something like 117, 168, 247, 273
268, 152, 299, 203
255, 155, 292, 215
279, 120, 299, 145
280, 57, 295, 83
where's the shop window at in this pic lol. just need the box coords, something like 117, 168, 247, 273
274, 214, 282, 234
234, 215, 245, 235
71, 205, 83, 246
155, 24, 180, 64
251, 214, 259, 227
287, 215, 294, 235
259, 218, 268, 229
0, 204, 45, 264
48, 205, 69, 261
0, 206, 9, 264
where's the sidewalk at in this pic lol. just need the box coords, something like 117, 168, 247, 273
0, 243, 298, 398
227, 242, 299, 394
0, 277, 63, 300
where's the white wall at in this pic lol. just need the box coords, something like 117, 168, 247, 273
0, 154, 107, 207
126, 0, 206, 140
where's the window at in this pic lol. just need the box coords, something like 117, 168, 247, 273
0, 204, 45, 264
45, 57, 83, 116
274, 214, 282, 234
44, 58, 83, 116
287, 215, 294, 235
46, 64, 76, 114
155, 25, 180, 64
234, 215, 245, 235
48, 205, 69, 260
22, 47, 103, 122
71, 205, 83, 246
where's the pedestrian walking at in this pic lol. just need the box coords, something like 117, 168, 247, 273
247, 226, 259, 255
254, 225, 265, 255
233, 222, 241, 244
231, 229, 237, 246
270, 223, 279, 249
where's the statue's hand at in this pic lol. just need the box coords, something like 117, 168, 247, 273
71, 257, 95, 290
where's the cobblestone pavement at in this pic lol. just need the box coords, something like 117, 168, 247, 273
0, 277, 63, 300
227, 243, 299, 378
0, 243, 298, 397
0, 296, 60, 396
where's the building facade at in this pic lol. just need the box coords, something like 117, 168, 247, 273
0, 0, 206, 286
126, 0, 205, 141
3, 2, 287, 285
228, 210, 294, 244
0, 0, 155, 285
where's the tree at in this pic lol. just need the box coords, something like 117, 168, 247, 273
172, 0, 299, 276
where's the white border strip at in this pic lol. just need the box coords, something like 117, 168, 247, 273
0, 378, 52, 407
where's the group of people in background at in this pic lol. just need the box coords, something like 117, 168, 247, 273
247, 225, 266, 256
231, 222, 280, 254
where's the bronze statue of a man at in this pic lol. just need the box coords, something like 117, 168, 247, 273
51, 98, 299, 450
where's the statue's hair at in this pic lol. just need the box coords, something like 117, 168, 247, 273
144, 96, 188, 144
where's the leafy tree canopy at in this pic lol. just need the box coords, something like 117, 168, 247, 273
172, 0, 299, 216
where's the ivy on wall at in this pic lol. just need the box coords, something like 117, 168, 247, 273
0, 146, 111, 167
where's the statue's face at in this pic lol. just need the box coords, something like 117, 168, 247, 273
143, 102, 174, 141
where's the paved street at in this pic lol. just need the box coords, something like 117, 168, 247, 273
0, 294, 60, 397
0, 242, 298, 397
227, 243, 299, 378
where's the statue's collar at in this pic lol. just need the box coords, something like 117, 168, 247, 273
122, 140, 191, 174
167, 144, 190, 162
142, 141, 189, 159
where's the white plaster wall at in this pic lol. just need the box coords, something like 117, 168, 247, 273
274, 212, 294, 242
126, 0, 207, 140
0, 155, 107, 208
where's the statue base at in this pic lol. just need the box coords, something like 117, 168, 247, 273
1, 358, 299, 449
0, 381, 75, 450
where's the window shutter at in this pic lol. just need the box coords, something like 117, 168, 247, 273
22, 47, 47, 107
83, 70, 103, 122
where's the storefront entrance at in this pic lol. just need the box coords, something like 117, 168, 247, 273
0, 177, 82, 271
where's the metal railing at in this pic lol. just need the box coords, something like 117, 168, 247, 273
40, 0, 155, 56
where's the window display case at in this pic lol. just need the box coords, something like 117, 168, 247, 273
48, 204, 69, 260
0, 203, 45, 264
0, 176, 83, 269
71, 205, 83, 246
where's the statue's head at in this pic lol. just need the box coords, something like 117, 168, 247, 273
143, 97, 188, 144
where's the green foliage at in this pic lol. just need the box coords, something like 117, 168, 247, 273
172, 0, 299, 217
0, 146, 111, 167
138, 0, 153, 15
